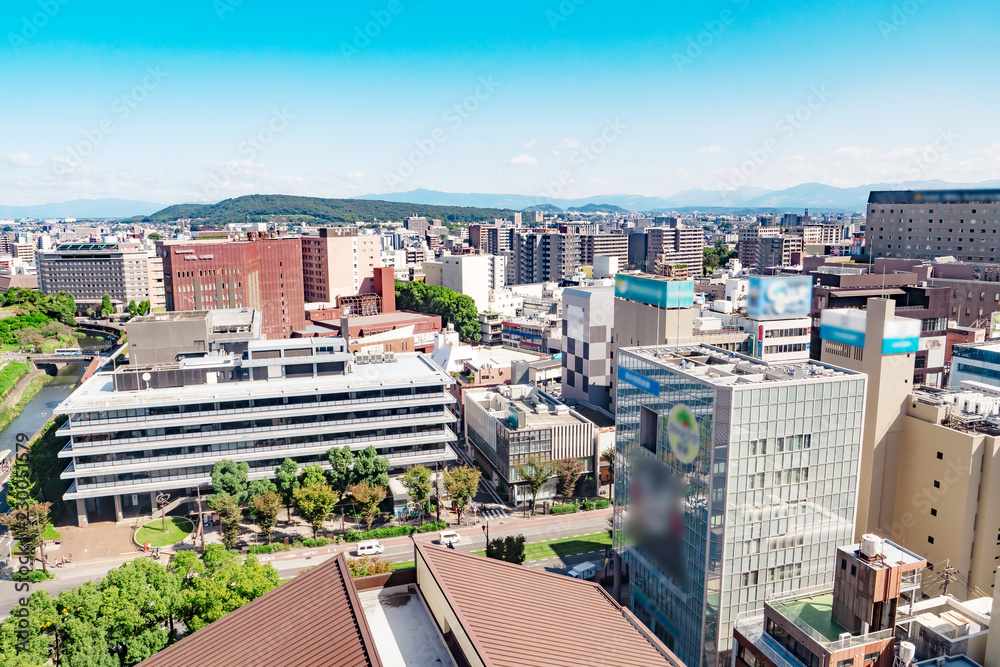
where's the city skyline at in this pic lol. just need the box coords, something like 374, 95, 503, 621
2, 0, 999, 206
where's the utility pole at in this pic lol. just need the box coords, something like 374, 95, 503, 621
196, 486, 205, 552
940, 559, 958, 597
33, 503, 47, 574
435, 461, 441, 524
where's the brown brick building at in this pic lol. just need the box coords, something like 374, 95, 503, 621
159, 233, 305, 339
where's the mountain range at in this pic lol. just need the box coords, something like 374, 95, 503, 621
357, 180, 1000, 213
0, 198, 165, 219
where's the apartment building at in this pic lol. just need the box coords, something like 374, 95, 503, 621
465, 384, 597, 503
159, 233, 306, 339
756, 235, 804, 272
614, 344, 866, 667
57, 335, 457, 526
802, 224, 845, 246
514, 232, 581, 284
37, 241, 166, 312
865, 189, 1000, 262
423, 254, 506, 312
301, 227, 381, 303
561, 285, 615, 412
580, 233, 628, 268
645, 221, 705, 277
738, 226, 782, 269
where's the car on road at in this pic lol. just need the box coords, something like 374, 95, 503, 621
356, 540, 385, 556
438, 530, 461, 546
567, 561, 597, 580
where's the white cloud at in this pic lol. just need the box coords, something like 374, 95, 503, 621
508, 154, 538, 167
522, 139, 540, 149
559, 138, 583, 150
697, 145, 722, 153
4, 152, 41, 167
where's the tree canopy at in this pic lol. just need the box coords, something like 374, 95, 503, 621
395, 281, 481, 341
703, 241, 738, 274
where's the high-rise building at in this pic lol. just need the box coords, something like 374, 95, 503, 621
865, 189, 1000, 262
159, 234, 306, 339
613, 344, 866, 667
57, 335, 457, 527
425, 254, 506, 312
562, 285, 615, 412
645, 222, 705, 277
580, 233, 628, 268
405, 216, 430, 235
301, 227, 381, 303
755, 235, 804, 272
37, 241, 166, 312
737, 226, 782, 269
514, 232, 581, 284
819, 298, 919, 538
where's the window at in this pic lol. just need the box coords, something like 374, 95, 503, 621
934, 480, 940, 488
865, 652, 881, 664
639, 406, 658, 454
936, 452, 943, 460
851, 564, 857, 576
931, 508, 937, 516
928, 536, 935, 544
838, 660, 855, 667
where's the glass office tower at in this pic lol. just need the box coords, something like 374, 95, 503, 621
613, 345, 866, 667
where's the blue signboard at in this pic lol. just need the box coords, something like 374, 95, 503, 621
820, 324, 866, 347
615, 274, 694, 309
882, 319, 920, 354
748, 276, 813, 320
618, 365, 660, 397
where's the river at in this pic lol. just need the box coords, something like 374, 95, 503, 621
0, 364, 82, 514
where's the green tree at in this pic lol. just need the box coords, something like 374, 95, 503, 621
251, 491, 281, 543
352, 445, 389, 488
148, 232, 162, 241
600, 447, 614, 494
326, 445, 354, 494
554, 457, 585, 499
395, 281, 481, 341
349, 482, 386, 531
513, 456, 554, 514
485, 534, 526, 565
181, 555, 278, 632
85, 307, 96, 318
293, 481, 340, 538
274, 458, 300, 522
1, 502, 50, 571
247, 477, 277, 498
100, 293, 113, 318
401, 465, 432, 516
298, 464, 327, 489
98, 557, 181, 663
168, 550, 205, 582
138, 299, 150, 315
443, 465, 481, 522
211, 459, 249, 503
6, 456, 36, 507
207, 493, 243, 550
127, 300, 139, 319
0, 590, 58, 665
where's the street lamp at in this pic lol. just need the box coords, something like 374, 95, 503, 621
481, 514, 489, 544
156, 493, 170, 532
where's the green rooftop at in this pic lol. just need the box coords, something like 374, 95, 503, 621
771, 593, 848, 643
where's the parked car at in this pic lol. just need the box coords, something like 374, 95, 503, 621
567, 561, 597, 580
356, 540, 385, 556
438, 530, 461, 546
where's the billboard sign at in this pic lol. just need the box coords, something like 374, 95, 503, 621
618, 365, 660, 397
820, 309, 866, 347
615, 274, 694, 309
666, 405, 700, 464
748, 276, 813, 320
882, 318, 921, 354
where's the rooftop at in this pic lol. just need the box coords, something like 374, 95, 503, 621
56, 352, 452, 412
357, 586, 451, 666
771, 593, 846, 642
837, 539, 925, 570
914, 656, 982, 667
622, 344, 860, 387
868, 189, 1000, 205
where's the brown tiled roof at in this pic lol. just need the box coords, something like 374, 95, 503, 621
138, 552, 382, 667
414, 542, 684, 667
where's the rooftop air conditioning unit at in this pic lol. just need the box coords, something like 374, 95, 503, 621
839, 633, 852, 642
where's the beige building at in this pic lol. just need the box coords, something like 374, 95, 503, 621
301, 227, 381, 303
645, 222, 704, 276
37, 241, 166, 312
737, 225, 782, 268
802, 224, 845, 246
820, 298, 918, 540
580, 233, 628, 267
891, 388, 1000, 600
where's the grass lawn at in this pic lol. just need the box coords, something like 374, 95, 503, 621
392, 560, 415, 571
42, 523, 61, 540
136, 517, 194, 547
472, 532, 612, 562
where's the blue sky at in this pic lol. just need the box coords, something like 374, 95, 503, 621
1, 0, 997, 205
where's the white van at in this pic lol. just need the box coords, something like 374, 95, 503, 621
567, 561, 597, 580
356, 540, 385, 556
439, 530, 461, 546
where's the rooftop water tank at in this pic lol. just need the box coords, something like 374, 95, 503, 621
860, 534, 883, 558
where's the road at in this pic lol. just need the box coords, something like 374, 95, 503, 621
0, 509, 613, 618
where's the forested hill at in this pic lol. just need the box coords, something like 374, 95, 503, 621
136, 194, 514, 225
